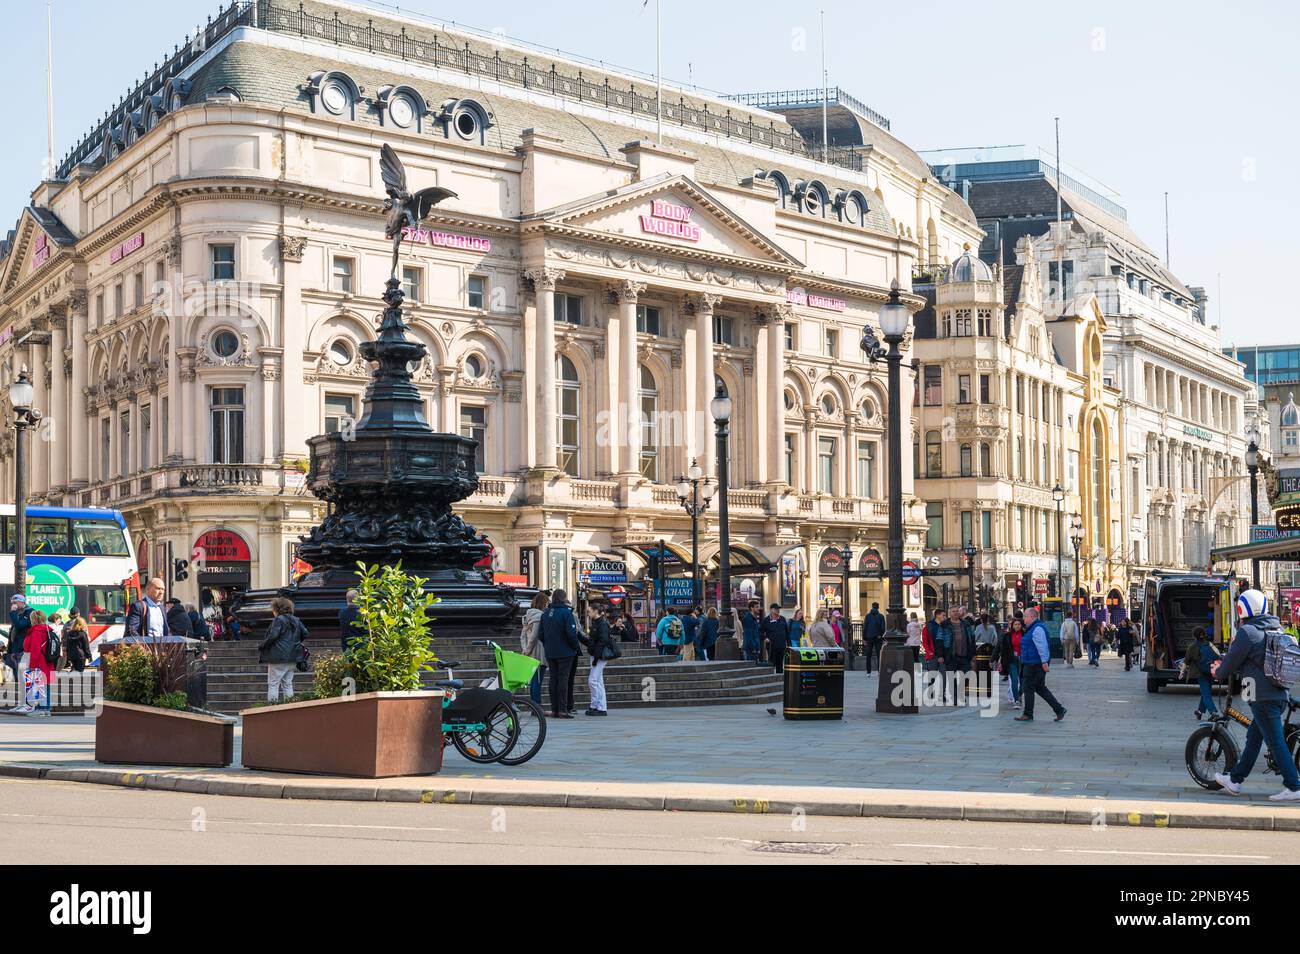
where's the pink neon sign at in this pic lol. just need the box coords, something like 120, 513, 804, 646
110, 232, 145, 264
402, 226, 492, 252
786, 287, 846, 312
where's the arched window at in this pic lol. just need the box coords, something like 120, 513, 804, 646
557, 356, 580, 476
925, 430, 942, 478
960, 443, 973, 477
1091, 417, 1106, 550
980, 442, 992, 477
639, 365, 658, 481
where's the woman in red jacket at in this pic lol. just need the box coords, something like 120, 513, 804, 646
22, 610, 56, 715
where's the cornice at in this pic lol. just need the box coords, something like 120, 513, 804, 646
528, 221, 794, 277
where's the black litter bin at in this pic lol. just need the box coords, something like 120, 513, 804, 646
783, 646, 845, 720
968, 644, 995, 698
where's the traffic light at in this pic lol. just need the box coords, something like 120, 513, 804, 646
173, 558, 189, 582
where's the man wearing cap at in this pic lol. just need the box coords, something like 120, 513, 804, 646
4, 595, 32, 686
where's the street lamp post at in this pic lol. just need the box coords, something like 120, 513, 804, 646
675, 459, 716, 608
1245, 436, 1260, 590
9, 368, 41, 599
1052, 483, 1065, 600
963, 541, 977, 613
1070, 519, 1084, 620
840, 543, 853, 666
862, 280, 916, 713
711, 383, 738, 657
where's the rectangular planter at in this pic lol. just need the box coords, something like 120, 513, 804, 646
239, 691, 444, 778
95, 700, 236, 768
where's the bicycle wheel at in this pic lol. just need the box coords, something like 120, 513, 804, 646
1185, 725, 1238, 790
497, 696, 547, 766
450, 702, 520, 764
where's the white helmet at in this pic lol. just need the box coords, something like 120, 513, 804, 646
1236, 589, 1268, 620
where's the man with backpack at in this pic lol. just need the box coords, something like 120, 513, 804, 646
1212, 589, 1300, 801
656, 608, 684, 659
1186, 626, 1220, 720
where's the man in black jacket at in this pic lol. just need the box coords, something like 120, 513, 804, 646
338, 588, 364, 655
539, 589, 581, 718
166, 599, 193, 639
761, 604, 791, 672
863, 602, 887, 674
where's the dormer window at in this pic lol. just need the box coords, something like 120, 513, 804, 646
307, 70, 363, 120
437, 98, 494, 144
377, 85, 429, 131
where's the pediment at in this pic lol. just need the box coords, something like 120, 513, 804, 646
1, 208, 73, 295
534, 175, 802, 269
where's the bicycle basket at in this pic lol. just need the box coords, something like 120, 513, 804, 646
496, 645, 541, 692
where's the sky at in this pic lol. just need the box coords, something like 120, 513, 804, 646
4, 0, 1296, 345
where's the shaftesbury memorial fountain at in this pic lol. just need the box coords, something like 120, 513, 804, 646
237, 144, 523, 643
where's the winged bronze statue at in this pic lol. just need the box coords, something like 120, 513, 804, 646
380, 143, 459, 280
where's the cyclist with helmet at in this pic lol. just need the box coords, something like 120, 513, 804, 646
1210, 589, 1300, 801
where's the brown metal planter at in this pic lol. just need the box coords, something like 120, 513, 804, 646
239, 691, 444, 778
95, 700, 236, 767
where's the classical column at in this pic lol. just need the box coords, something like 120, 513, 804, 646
68, 295, 89, 487
179, 350, 200, 463
29, 326, 50, 493
688, 293, 721, 478
615, 280, 646, 478
128, 394, 141, 477
169, 317, 187, 464
524, 268, 564, 472
48, 309, 67, 492
279, 234, 309, 462
767, 303, 791, 486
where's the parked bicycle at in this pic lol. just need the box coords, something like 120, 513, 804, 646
1185, 688, 1300, 790
436, 639, 547, 766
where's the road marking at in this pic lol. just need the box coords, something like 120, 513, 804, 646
216, 821, 462, 834
894, 843, 1268, 860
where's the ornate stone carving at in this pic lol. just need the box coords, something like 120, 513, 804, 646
162, 236, 183, 268
614, 279, 647, 304
280, 235, 308, 263
196, 331, 255, 369
523, 267, 566, 293
67, 289, 87, 316
684, 292, 723, 316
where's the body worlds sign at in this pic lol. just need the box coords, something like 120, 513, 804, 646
639, 199, 700, 242
401, 226, 492, 252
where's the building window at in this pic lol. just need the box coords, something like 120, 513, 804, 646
820, 394, 836, 417
95, 292, 105, 327
817, 436, 836, 493
784, 322, 795, 350
977, 308, 992, 337
926, 502, 944, 549
960, 443, 972, 477
324, 393, 355, 435
981, 511, 992, 549
784, 434, 796, 487
980, 442, 991, 477
210, 244, 235, 282
1048, 260, 1075, 299
466, 274, 487, 310
119, 411, 131, 476
211, 329, 240, 360
100, 419, 111, 481
639, 365, 658, 481
459, 405, 487, 474
636, 304, 661, 336
712, 314, 734, 345
953, 308, 972, 337
161, 398, 168, 460
856, 440, 876, 498
1015, 437, 1024, 479
557, 356, 580, 476
824, 327, 838, 357
979, 374, 991, 404
402, 266, 422, 302
1015, 377, 1023, 414
923, 366, 943, 406
554, 293, 583, 325
925, 430, 942, 478
140, 404, 151, 471
331, 256, 354, 294
958, 374, 972, 405
210, 387, 245, 464
961, 511, 973, 547
133, 272, 144, 310
114, 283, 124, 317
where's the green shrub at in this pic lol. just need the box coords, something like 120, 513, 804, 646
152, 690, 189, 711
311, 652, 356, 700
104, 646, 157, 705
349, 562, 439, 693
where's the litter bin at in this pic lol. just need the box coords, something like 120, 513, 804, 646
968, 644, 995, 698
783, 646, 845, 720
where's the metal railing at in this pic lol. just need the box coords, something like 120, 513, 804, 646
721, 86, 891, 132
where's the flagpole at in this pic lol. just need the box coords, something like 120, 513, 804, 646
820, 10, 827, 162
46, 0, 55, 179
655, 0, 662, 143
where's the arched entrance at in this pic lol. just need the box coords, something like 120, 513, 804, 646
1106, 587, 1126, 624
923, 581, 941, 619
193, 527, 253, 634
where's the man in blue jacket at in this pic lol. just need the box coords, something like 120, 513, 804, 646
1015, 605, 1066, 722
863, 602, 887, 674
540, 589, 581, 718
1212, 590, 1300, 801
740, 600, 762, 661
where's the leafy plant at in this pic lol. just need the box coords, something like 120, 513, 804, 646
349, 562, 439, 693
104, 645, 191, 709
311, 652, 356, 699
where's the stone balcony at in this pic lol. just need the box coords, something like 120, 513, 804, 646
69, 464, 295, 509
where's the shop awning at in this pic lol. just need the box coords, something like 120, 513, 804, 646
1209, 536, 1300, 564
699, 541, 776, 574
615, 541, 694, 570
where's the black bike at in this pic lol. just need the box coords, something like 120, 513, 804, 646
1185, 690, 1300, 790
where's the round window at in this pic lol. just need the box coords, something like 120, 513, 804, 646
329, 339, 354, 366
321, 80, 349, 115
783, 389, 795, 411
804, 190, 822, 216
465, 354, 484, 379
861, 399, 876, 420
389, 94, 416, 128
454, 109, 479, 139
212, 330, 239, 358
821, 395, 835, 416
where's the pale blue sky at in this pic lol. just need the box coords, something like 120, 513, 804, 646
5, 0, 1296, 344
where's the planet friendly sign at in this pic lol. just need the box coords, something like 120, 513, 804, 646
25, 564, 76, 616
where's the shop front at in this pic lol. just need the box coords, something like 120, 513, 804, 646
193, 528, 253, 630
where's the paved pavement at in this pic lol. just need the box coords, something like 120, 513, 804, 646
2, 655, 1298, 827
3, 778, 1294, 865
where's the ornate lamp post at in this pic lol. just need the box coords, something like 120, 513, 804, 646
1245, 432, 1260, 590
839, 543, 853, 665
9, 368, 40, 598
711, 383, 738, 656
1052, 483, 1065, 599
862, 280, 915, 713
675, 458, 715, 607
1070, 519, 1084, 619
